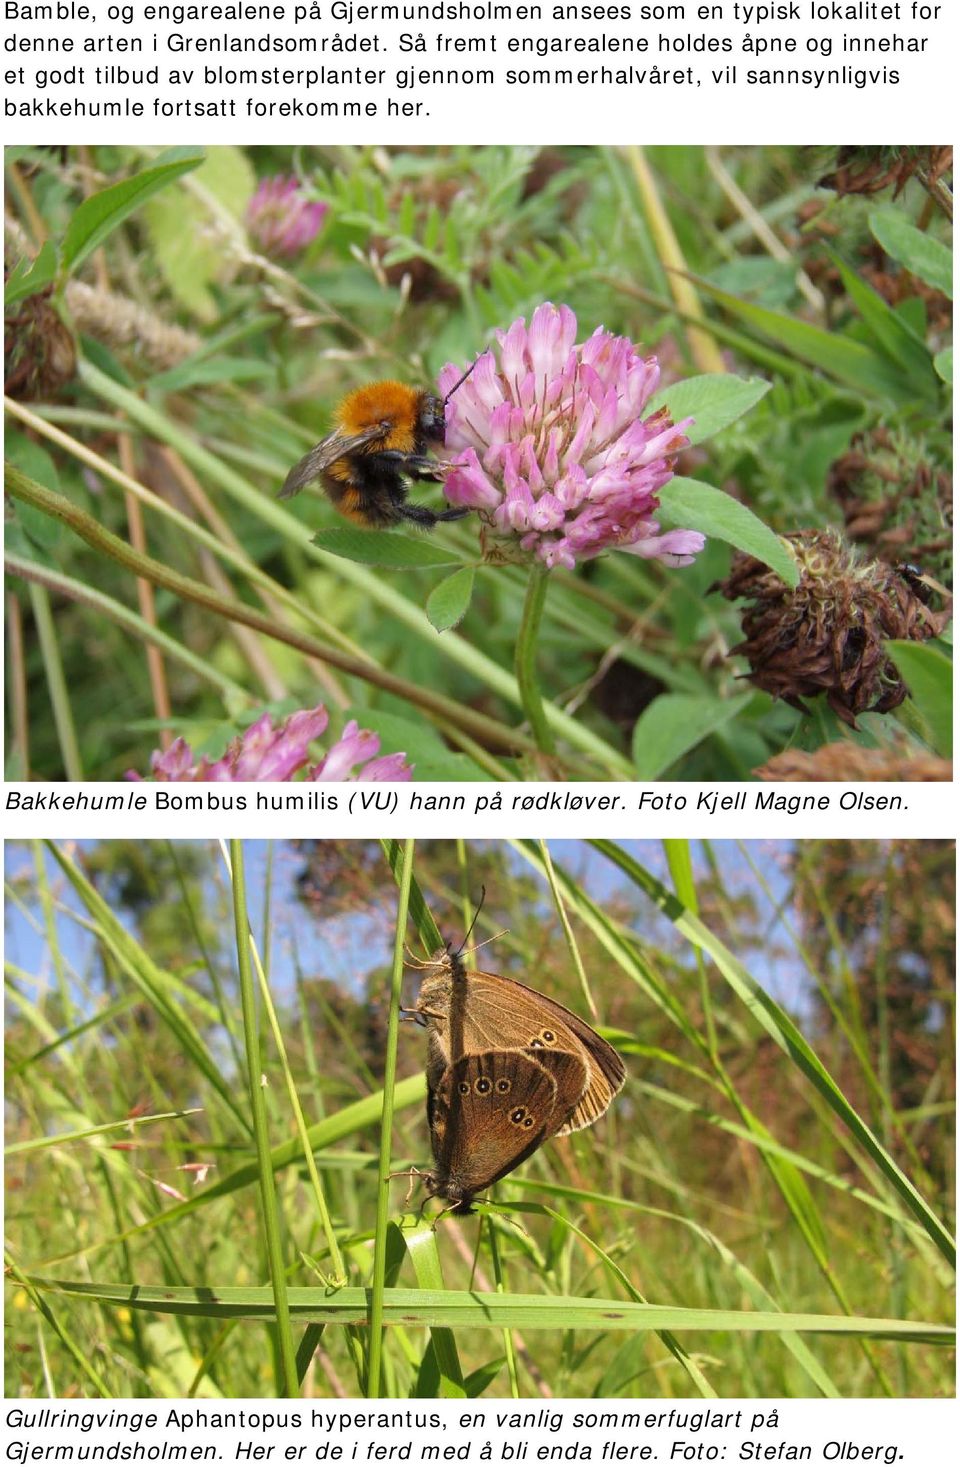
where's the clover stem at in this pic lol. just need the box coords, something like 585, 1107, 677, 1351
515, 561, 556, 757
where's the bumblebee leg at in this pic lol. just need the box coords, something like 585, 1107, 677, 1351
376, 451, 444, 483
399, 502, 470, 528
347, 455, 470, 529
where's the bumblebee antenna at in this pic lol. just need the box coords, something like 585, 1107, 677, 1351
443, 351, 489, 404
455, 887, 486, 957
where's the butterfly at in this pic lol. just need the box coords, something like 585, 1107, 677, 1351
421, 1047, 590, 1214
409, 941, 625, 1137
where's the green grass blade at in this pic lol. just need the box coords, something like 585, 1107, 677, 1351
828, 251, 938, 396
5, 1109, 202, 1157
25, 1280, 954, 1345
27, 583, 83, 780
590, 840, 956, 1270
510, 1196, 837, 1398
367, 839, 416, 1397
693, 278, 916, 401
405, 1223, 467, 1398
42, 1075, 425, 1269
5, 552, 250, 703
6, 1255, 111, 1397
631, 1078, 934, 1249
229, 840, 299, 1395
45, 842, 252, 1135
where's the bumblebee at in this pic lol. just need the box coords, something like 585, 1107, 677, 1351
279, 359, 481, 530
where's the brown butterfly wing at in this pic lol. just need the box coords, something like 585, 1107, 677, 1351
530, 1047, 593, 1129
425, 1028, 447, 1097
417, 952, 624, 1136
428, 1048, 587, 1207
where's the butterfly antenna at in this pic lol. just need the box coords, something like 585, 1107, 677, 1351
464, 927, 508, 958
443, 350, 490, 404
456, 887, 486, 957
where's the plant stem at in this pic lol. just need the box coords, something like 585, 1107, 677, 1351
232, 858, 350, 1287
540, 839, 597, 1020
485, 1218, 521, 1398
624, 145, 726, 375
229, 839, 299, 1397
7, 554, 249, 705
6, 590, 29, 776
28, 582, 83, 780
515, 562, 556, 757
6, 466, 538, 762
367, 837, 415, 1398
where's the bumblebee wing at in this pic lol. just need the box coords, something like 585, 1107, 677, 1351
278, 424, 387, 500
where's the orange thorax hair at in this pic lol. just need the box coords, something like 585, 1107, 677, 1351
335, 380, 426, 456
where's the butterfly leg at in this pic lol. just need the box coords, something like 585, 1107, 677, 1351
388, 1165, 424, 1208
479, 1202, 532, 1240
432, 1200, 467, 1227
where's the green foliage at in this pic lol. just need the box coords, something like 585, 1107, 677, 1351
886, 641, 953, 757
3, 147, 952, 779
933, 347, 952, 384
869, 208, 953, 298
4, 838, 954, 1397
659, 478, 798, 587
695, 277, 929, 404
426, 567, 477, 632
61, 151, 204, 276
647, 373, 772, 444
311, 527, 466, 569
4, 240, 57, 308
632, 692, 754, 778
142, 148, 256, 320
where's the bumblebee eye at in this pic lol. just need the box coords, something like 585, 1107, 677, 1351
475, 1077, 492, 1094
496, 1078, 511, 1093
510, 1107, 527, 1125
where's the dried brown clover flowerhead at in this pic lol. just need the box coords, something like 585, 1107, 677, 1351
715, 529, 949, 728
4, 284, 76, 401
827, 426, 952, 587
757, 744, 951, 783
818, 146, 952, 198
